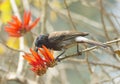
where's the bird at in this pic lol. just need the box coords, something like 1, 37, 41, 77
34, 31, 107, 60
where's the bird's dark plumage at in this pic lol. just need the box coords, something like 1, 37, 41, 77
35, 31, 89, 51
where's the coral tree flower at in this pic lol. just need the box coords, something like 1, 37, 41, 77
5, 11, 40, 37
39, 45, 57, 67
23, 48, 47, 76
23, 45, 56, 76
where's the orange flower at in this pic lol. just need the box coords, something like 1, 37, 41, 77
38, 45, 57, 67
5, 11, 40, 37
23, 48, 47, 76
23, 45, 56, 76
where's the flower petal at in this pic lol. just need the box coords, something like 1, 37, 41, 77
5, 30, 21, 37
38, 48, 50, 63
23, 48, 47, 76
38, 48, 48, 58
27, 17, 40, 31
5, 27, 19, 32
8, 22, 20, 29
30, 48, 44, 64
42, 45, 54, 60
12, 16, 22, 27
23, 53, 35, 63
23, 11, 31, 26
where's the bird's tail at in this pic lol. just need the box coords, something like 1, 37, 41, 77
75, 36, 107, 48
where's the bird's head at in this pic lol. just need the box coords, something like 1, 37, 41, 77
35, 34, 48, 51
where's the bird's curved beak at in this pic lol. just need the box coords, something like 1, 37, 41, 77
34, 46, 38, 52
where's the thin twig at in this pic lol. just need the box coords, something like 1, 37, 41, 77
59, 38, 120, 61
67, 58, 120, 70
41, 0, 48, 34
0, 37, 25, 53
85, 51, 93, 74
0, 42, 25, 53
107, 12, 120, 36
87, 52, 116, 84
49, 3, 113, 30
100, 74, 120, 84
101, 67, 116, 84
64, 0, 77, 30
90, 61, 120, 70
99, 0, 110, 41
90, 52, 116, 84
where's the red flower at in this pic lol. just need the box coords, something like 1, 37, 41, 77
23, 48, 47, 76
5, 11, 40, 37
39, 45, 57, 67
23, 45, 56, 76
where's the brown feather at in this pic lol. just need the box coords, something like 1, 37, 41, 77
48, 31, 89, 43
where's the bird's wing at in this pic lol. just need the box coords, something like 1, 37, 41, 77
48, 31, 89, 43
